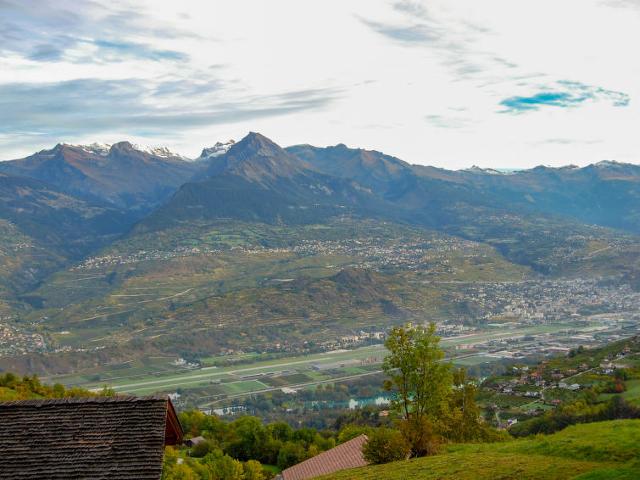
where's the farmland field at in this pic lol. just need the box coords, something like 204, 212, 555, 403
621, 379, 640, 405
43, 319, 619, 406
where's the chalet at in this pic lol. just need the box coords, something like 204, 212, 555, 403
0, 395, 183, 480
185, 435, 206, 447
277, 434, 368, 480
600, 361, 616, 374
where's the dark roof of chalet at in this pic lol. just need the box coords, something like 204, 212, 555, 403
280, 434, 369, 480
185, 435, 206, 446
0, 395, 183, 480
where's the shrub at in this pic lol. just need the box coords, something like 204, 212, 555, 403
362, 428, 411, 465
398, 418, 441, 457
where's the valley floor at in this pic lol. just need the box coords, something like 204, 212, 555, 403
44, 319, 628, 410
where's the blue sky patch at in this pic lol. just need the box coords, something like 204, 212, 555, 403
500, 82, 629, 113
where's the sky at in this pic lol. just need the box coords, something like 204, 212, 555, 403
1, 0, 639, 169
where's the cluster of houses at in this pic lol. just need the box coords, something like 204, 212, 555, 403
0, 322, 45, 356
71, 246, 219, 271
491, 342, 637, 410
458, 277, 640, 325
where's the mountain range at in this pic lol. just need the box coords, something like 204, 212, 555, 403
2, 132, 640, 374
4, 132, 639, 237
0, 142, 200, 211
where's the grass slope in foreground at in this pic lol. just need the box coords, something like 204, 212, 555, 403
320, 420, 640, 480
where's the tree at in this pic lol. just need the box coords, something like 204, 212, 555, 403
161, 447, 198, 480
277, 441, 307, 469
243, 460, 265, 480
190, 439, 216, 458
444, 368, 485, 442
362, 428, 411, 464
179, 410, 207, 437
383, 323, 452, 455
227, 416, 268, 461
337, 425, 374, 444
383, 323, 452, 423
267, 421, 293, 442
306, 444, 320, 458
202, 451, 244, 480
292, 427, 317, 446
163, 464, 198, 480
260, 437, 283, 466
51, 383, 65, 397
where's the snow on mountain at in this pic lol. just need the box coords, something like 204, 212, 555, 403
66, 143, 112, 156
131, 144, 190, 160
198, 140, 235, 160
62, 142, 189, 160
594, 160, 622, 168
463, 165, 505, 175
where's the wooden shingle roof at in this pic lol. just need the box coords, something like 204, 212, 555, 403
0, 395, 183, 480
280, 434, 369, 480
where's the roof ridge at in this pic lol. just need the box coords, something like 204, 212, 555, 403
0, 395, 168, 407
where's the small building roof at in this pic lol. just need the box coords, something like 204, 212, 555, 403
280, 434, 369, 480
0, 395, 183, 480
185, 435, 207, 446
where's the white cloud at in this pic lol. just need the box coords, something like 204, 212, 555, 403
0, 0, 638, 169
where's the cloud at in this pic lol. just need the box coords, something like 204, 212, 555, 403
603, 0, 640, 10
361, 18, 441, 43
424, 114, 470, 129
0, 79, 341, 145
0, 0, 191, 63
392, 0, 430, 17
85, 39, 189, 63
358, 1, 518, 81
535, 138, 602, 146
500, 81, 630, 113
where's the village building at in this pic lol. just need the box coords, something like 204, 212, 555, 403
185, 435, 207, 447
0, 395, 182, 480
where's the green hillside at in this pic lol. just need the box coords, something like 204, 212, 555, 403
5, 218, 530, 373
321, 420, 640, 480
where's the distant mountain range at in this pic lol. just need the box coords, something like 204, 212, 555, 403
0, 131, 639, 282
3, 132, 639, 233
2, 132, 640, 374
0, 142, 200, 211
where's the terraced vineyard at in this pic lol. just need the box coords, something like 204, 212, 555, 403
3, 218, 536, 373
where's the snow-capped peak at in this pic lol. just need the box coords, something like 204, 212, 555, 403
131, 144, 189, 160
198, 140, 235, 160
463, 165, 504, 175
66, 142, 112, 156
594, 160, 620, 168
